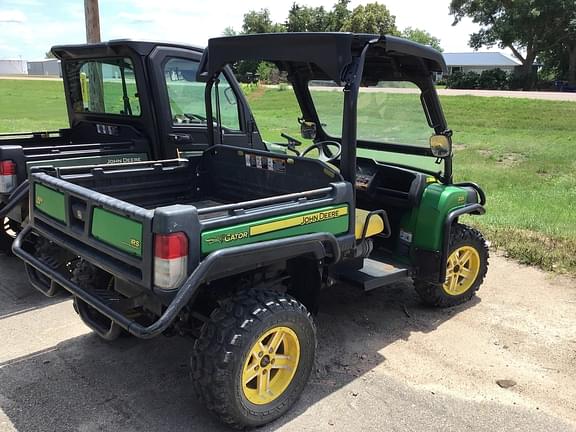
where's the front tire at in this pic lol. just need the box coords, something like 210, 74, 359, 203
415, 223, 488, 307
191, 289, 316, 429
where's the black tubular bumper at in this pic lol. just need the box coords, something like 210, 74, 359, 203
0, 180, 29, 219
13, 225, 340, 339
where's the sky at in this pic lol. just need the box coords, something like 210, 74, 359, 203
0, 0, 508, 60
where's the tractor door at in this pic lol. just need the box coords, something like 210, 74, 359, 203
148, 47, 263, 159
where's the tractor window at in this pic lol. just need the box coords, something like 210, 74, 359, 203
357, 82, 432, 147
310, 81, 433, 147
67, 58, 141, 116
163, 58, 241, 131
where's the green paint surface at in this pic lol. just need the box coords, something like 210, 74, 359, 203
34, 184, 66, 223
201, 205, 349, 254
400, 184, 470, 252
91, 207, 143, 257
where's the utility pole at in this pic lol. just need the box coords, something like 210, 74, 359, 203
84, 0, 103, 112
84, 0, 101, 43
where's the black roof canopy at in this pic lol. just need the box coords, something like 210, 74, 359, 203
200, 32, 447, 83
52, 39, 204, 60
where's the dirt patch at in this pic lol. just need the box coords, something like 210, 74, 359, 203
478, 149, 493, 158
245, 85, 266, 102
496, 152, 527, 167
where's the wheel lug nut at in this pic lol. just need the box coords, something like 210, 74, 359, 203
254, 366, 259, 371
271, 359, 275, 364
258, 351, 263, 357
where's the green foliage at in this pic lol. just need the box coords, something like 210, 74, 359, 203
329, 0, 351, 31
286, 4, 331, 32
538, 1, 576, 84
242, 9, 283, 34
446, 71, 479, 89
222, 26, 237, 36
401, 27, 443, 51
340, 2, 399, 35
477, 68, 508, 90
449, 0, 572, 88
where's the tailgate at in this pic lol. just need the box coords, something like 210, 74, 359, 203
30, 171, 154, 287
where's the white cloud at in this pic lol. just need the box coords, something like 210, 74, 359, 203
0, 9, 27, 23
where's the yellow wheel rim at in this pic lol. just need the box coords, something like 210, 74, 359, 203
241, 326, 300, 405
443, 245, 481, 296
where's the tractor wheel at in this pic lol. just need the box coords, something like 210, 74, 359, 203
71, 260, 125, 341
191, 289, 316, 429
415, 223, 488, 307
0, 217, 17, 254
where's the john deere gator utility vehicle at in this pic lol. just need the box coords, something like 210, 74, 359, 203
14, 33, 488, 428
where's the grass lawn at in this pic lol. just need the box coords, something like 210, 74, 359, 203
1, 79, 575, 274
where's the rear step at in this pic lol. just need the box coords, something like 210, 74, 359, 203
336, 258, 409, 291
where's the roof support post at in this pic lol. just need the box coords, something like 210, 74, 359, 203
340, 42, 372, 189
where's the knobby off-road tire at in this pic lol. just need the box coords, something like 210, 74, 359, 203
191, 289, 316, 429
415, 223, 489, 307
0, 217, 16, 255
71, 260, 124, 341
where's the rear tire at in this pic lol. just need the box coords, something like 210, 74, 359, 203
0, 218, 16, 255
71, 260, 126, 341
191, 289, 316, 429
414, 223, 488, 307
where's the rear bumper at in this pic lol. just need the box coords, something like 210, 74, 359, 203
14, 225, 340, 339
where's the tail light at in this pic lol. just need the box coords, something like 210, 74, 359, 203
154, 232, 188, 289
0, 160, 16, 194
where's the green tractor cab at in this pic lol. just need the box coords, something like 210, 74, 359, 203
14, 33, 488, 429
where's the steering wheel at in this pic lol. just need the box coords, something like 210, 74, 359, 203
300, 140, 342, 163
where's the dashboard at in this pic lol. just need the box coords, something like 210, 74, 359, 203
354, 157, 429, 207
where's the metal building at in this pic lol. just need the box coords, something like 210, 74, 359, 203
27, 59, 62, 77
0, 59, 28, 75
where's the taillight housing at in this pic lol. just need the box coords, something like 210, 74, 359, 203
0, 160, 16, 194
154, 232, 188, 290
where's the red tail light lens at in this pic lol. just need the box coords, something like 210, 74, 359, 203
154, 232, 188, 290
0, 160, 16, 176
0, 160, 16, 193
154, 232, 188, 259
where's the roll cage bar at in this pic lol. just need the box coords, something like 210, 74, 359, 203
198, 32, 453, 184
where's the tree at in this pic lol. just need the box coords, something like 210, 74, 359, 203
341, 2, 399, 35
242, 9, 285, 34
44, 51, 56, 59
328, 0, 351, 31
449, 0, 566, 89
402, 27, 443, 51
222, 26, 237, 36
286, 3, 331, 32
539, 1, 576, 85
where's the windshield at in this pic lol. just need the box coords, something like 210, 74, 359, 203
66, 57, 141, 116
309, 80, 442, 173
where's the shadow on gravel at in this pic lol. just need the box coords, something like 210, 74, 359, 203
0, 280, 477, 432
0, 254, 69, 320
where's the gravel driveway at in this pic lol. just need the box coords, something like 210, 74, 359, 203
0, 252, 575, 432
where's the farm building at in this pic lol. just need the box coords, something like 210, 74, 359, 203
27, 59, 61, 77
443, 52, 521, 75
0, 59, 27, 75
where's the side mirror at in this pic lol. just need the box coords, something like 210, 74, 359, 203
300, 121, 317, 140
429, 134, 452, 158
